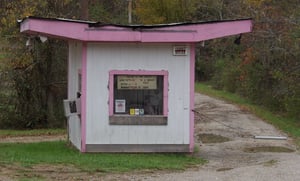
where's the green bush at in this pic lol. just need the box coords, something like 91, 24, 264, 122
223, 61, 241, 93
210, 58, 225, 89
284, 87, 300, 119
195, 57, 215, 81
210, 56, 242, 93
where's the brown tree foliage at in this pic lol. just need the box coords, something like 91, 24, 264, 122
195, 0, 300, 117
0, 0, 80, 128
0, 0, 298, 129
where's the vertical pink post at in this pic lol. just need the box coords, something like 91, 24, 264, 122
108, 71, 114, 116
189, 43, 195, 152
163, 72, 169, 116
81, 42, 87, 152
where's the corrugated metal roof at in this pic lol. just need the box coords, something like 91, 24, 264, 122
20, 16, 96, 24
20, 16, 252, 29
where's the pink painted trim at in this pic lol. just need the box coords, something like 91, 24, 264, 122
108, 73, 114, 116
67, 43, 71, 99
109, 70, 168, 76
109, 70, 169, 116
20, 18, 252, 43
189, 44, 195, 152
163, 73, 168, 116
67, 43, 71, 140
80, 43, 87, 152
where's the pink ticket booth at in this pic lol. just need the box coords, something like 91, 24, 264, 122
20, 17, 252, 152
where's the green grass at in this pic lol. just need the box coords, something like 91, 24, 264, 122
0, 141, 205, 173
0, 53, 7, 68
0, 129, 66, 138
195, 82, 300, 147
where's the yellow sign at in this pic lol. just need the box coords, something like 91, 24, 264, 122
117, 75, 157, 90
130, 108, 135, 115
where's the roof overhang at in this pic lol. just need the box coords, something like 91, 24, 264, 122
20, 17, 253, 43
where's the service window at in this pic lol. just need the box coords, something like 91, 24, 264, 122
109, 70, 168, 125
114, 75, 163, 115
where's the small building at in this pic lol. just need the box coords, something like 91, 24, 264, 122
20, 17, 252, 152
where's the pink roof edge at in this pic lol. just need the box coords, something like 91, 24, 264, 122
20, 17, 253, 43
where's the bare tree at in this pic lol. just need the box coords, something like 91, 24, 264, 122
80, 0, 89, 20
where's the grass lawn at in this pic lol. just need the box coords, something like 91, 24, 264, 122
195, 82, 300, 147
0, 141, 205, 173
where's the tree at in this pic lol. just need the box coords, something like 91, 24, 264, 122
80, 0, 89, 20
0, 0, 79, 128
0, 0, 299, 129
88, 0, 128, 24
135, 0, 198, 24
196, 0, 300, 118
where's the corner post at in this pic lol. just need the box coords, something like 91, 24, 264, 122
189, 43, 196, 152
81, 42, 87, 152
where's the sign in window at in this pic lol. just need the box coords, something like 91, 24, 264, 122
114, 75, 163, 115
117, 75, 157, 90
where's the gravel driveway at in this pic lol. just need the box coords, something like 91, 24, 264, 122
111, 93, 300, 181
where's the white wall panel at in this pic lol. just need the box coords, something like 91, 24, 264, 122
86, 43, 190, 145
68, 41, 82, 149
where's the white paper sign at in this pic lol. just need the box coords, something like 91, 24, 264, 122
117, 75, 157, 90
115, 99, 126, 113
63, 99, 81, 117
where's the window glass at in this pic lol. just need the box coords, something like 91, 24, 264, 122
113, 75, 163, 115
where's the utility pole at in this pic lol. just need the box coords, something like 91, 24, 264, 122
128, 0, 132, 24
80, 0, 89, 20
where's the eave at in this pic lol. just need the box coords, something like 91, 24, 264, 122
20, 17, 253, 43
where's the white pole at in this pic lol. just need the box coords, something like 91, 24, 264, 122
128, 0, 132, 24
254, 136, 287, 140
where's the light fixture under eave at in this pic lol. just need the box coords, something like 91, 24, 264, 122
26, 38, 31, 46
201, 41, 205, 47
234, 34, 242, 45
39, 35, 48, 43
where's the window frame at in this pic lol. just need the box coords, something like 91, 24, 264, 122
108, 70, 169, 125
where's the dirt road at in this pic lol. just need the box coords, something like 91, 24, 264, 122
0, 135, 66, 143
118, 93, 299, 181
1, 93, 299, 180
